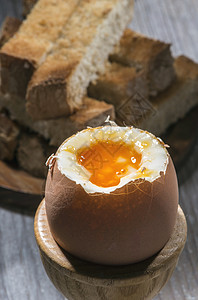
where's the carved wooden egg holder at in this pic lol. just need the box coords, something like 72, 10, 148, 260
34, 200, 187, 300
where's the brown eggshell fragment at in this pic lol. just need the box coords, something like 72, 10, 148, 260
45, 156, 178, 266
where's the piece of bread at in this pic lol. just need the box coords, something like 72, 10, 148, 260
0, 93, 115, 147
87, 55, 198, 135
109, 29, 175, 96
0, 111, 19, 161
26, 0, 134, 120
0, 0, 81, 97
17, 132, 56, 177
1, 53, 198, 147
22, 0, 38, 17
0, 17, 22, 48
136, 56, 198, 136
88, 62, 148, 110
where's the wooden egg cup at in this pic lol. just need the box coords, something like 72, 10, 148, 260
34, 199, 187, 300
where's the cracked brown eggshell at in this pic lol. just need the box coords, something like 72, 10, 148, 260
45, 153, 178, 266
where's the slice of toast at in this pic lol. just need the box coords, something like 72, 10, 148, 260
0, 111, 19, 161
0, 17, 22, 48
26, 0, 134, 120
17, 132, 56, 178
87, 55, 198, 136
0, 15, 115, 148
26, 25, 174, 121
22, 0, 38, 17
0, 93, 115, 147
110, 29, 175, 96
88, 62, 148, 109
0, 0, 80, 97
134, 56, 198, 136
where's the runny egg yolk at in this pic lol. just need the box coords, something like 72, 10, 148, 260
76, 141, 142, 188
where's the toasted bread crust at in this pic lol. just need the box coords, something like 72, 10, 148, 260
17, 133, 56, 177
0, 51, 36, 97
0, 0, 81, 96
26, 60, 78, 119
26, 0, 134, 119
110, 29, 175, 96
88, 62, 148, 108
0, 111, 19, 161
0, 92, 115, 147
22, 0, 37, 17
0, 17, 22, 48
137, 56, 198, 135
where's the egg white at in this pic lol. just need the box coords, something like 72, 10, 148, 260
56, 126, 169, 194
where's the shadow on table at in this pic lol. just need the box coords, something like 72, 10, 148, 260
177, 132, 198, 186
161, 106, 198, 185
0, 187, 42, 216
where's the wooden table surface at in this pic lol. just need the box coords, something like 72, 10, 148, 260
0, 0, 198, 299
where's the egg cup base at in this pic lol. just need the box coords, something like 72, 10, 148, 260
34, 199, 187, 300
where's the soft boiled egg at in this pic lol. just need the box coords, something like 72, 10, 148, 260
45, 125, 178, 265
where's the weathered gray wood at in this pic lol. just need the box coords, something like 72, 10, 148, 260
0, 0, 198, 299
0, 0, 22, 25
0, 207, 64, 300
131, 0, 198, 62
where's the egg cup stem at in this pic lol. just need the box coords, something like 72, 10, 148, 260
34, 200, 187, 300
